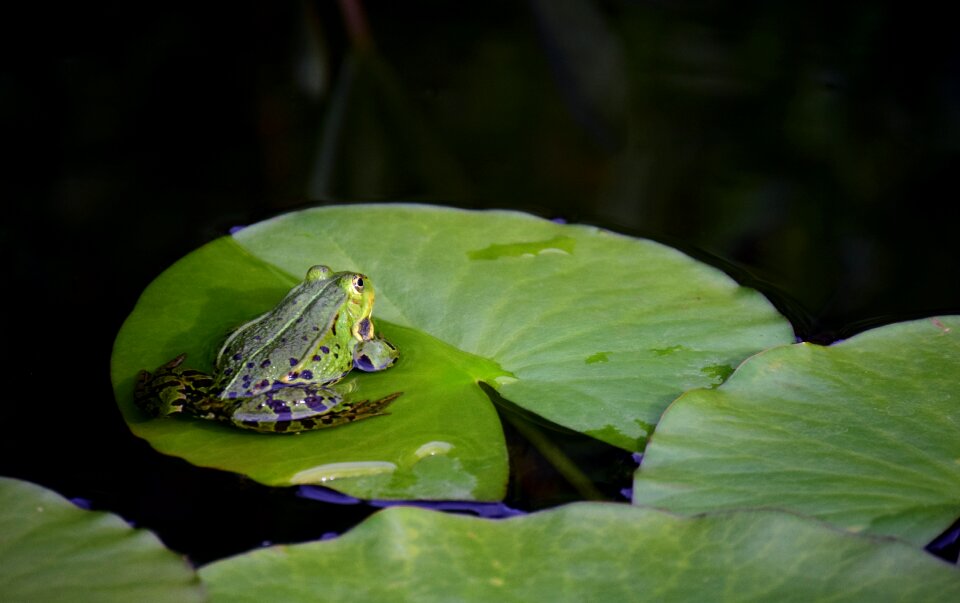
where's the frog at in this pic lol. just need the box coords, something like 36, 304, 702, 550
134, 265, 401, 433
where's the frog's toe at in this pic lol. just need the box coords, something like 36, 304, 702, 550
340, 392, 403, 421
161, 353, 188, 370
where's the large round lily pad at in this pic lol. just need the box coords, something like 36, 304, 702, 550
632, 316, 960, 546
112, 238, 507, 501
199, 502, 960, 602
112, 204, 792, 499
0, 477, 203, 602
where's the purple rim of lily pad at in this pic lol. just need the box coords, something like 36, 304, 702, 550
296, 486, 525, 518
369, 499, 525, 518
296, 486, 361, 505
926, 520, 960, 563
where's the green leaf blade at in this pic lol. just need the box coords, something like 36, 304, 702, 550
113, 204, 792, 499
633, 316, 960, 545
0, 477, 204, 602
231, 204, 794, 448
199, 503, 960, 602
111, 237, 508, 500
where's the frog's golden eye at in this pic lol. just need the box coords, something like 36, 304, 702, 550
352, 275, 364, 292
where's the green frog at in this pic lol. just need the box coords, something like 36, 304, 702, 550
135, 265, 401, 433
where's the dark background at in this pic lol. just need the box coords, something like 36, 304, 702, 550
3, 1, 958, 563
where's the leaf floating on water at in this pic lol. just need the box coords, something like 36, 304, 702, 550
113, 204, 792, 500
634, 316, 960, 545
199, 503, 960, 602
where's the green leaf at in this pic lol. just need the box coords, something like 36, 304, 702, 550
199, 503, 960, 602
229, 204, 792, 449
0, 477, 203, 602
112, 204, 791, 499
632, 316, 960, 545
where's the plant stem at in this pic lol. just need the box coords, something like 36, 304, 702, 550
499, 409, 607, 501
337, 0, 374, 52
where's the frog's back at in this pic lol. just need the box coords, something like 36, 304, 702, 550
216, 277, 348, 397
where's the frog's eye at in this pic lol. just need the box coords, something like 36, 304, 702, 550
352, 275, 364, 292
306, 265, 333, 281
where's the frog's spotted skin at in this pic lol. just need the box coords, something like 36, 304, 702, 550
134, 265, 401, 433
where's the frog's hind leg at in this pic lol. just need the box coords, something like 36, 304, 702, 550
316, 392, 404, 428
226, 386, 403, 433
135, 354, 216, 418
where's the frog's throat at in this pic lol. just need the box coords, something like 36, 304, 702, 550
351, 313, 375, 342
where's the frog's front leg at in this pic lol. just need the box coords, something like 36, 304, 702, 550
221, 384, 402, 433
353, 337, 399, 372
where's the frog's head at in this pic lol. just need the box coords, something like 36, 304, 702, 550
336, 271, 377, 342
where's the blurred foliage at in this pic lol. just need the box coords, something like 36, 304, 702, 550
7, 1, 958, 340
302, 1, 959, 336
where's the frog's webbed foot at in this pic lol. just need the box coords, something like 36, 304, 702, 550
321, 391, 403, 427
225, 386, 403, 433
134, 354, 216, 418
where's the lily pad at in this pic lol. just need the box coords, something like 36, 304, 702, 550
199, 503, 960, 602
227, 204, 793, 446
111, 237, 508, 501
112, 204, 792, 499
632, 316, 960, 546
0, 477, 203, 602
